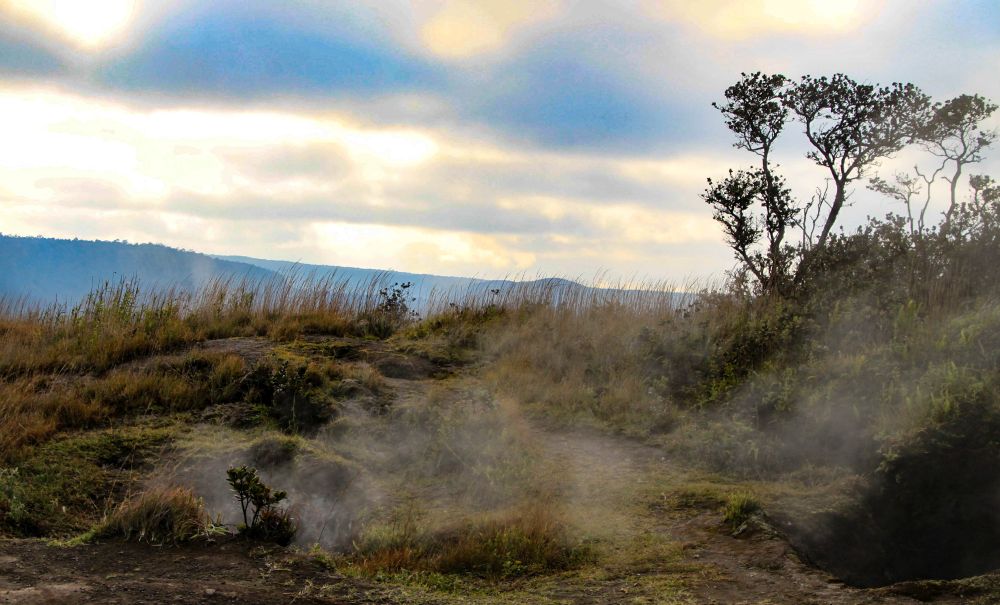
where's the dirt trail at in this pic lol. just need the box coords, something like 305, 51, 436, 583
529, 427, 949, 604
0, 538, 393, 605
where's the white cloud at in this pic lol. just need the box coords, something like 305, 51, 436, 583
0, 84, 734, 280
645, 0, 886, 38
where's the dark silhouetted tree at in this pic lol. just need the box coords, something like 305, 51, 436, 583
705, 72, 933, 293
703, 168, 795, 293
709, 72, 797, 294
783, 75, 932, 251
921, 94, 997, 229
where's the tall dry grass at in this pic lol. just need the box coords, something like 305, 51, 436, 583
0, 272, 391, 377
0, 272, 691, 462
473, 281, 726, 435
424, 275, 693, 318
95, 486, 211, 544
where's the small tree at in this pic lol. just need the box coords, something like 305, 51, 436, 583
226, 465, 295, 544
921, 94, 997, 230
869, 95, 996, 237
703, 169, 796, 294
868, 172, 928, 236
709, 72, 797, 294
954, 174, 1000, 242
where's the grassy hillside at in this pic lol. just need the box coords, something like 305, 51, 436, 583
2, 200, 1000, 602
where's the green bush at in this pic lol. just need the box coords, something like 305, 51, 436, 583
722, 491, 761, 532
244, 360, 337, 433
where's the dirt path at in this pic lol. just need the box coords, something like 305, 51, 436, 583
0, 538, 395, 605
529, 427, 952, 604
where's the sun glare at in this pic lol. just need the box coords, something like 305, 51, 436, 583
420, 0, 561, 58
3, 0, 137, 49
650, 0, 874, 37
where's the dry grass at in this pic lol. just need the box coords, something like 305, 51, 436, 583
0, 271, 414, 379
0, 273, 692, 461
352, 504, 589, 579
95, 486, 211, 544
481, 303, 686, 434
424, 275, 692, 318
0, 351, 248, 461
0, 379, 103, 460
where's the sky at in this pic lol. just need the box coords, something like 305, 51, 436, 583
0, 0, 997, 282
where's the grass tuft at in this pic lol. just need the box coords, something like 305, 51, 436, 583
722, 491, 761, 532
94, 486, 211, 544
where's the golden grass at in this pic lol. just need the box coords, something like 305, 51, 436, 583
352, 505, 589, 579
0, 272, 694, 458
481, 303, 684, 433
0, 350, 250, 461
95, 486, 210, 544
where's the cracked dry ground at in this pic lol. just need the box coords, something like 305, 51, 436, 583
0, 336, 993, 604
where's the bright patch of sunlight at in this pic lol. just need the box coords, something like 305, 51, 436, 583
419, 0, 561, 58
311, 222, 536, 273
0, 86, 439, 202
2, 0, 137, 49
649, 0, 878, 37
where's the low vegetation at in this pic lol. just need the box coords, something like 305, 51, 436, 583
94, 486, 212, 544
351, 505, 589, 579
226, 465, 296, 545
1, 71, 999, 602
721, 491, 761, 532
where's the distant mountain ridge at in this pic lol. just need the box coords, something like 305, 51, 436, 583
0, 235, 673, 312
0, 235, 276, 305
0, 235, 563, 309
213, 255, 600, 311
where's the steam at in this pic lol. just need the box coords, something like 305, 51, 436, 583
154, 377, 553, 550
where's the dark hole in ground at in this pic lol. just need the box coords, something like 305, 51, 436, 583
783, 397, 1000, 587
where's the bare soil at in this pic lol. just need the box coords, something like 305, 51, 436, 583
0, 538, 387, 604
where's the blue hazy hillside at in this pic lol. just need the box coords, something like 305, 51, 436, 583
0, 236, 574, 309
0, 235, 276, 305
0, 235, 668, 311
212, 255, 579, 308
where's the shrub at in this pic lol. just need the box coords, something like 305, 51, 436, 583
254, 507, 297, 547
226, 465, 296, 545
360, 282, 418, 338
96, 487, 210, 544
244, 361, 336, 433
249, 435, 301, 467
434, 507, 588, 578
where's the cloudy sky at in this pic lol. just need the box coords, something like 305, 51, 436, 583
0, 1, 997, 281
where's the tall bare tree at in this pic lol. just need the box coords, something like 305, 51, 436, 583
920, 94, 997, 231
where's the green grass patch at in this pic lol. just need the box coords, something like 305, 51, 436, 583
0, 425, 173, 537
